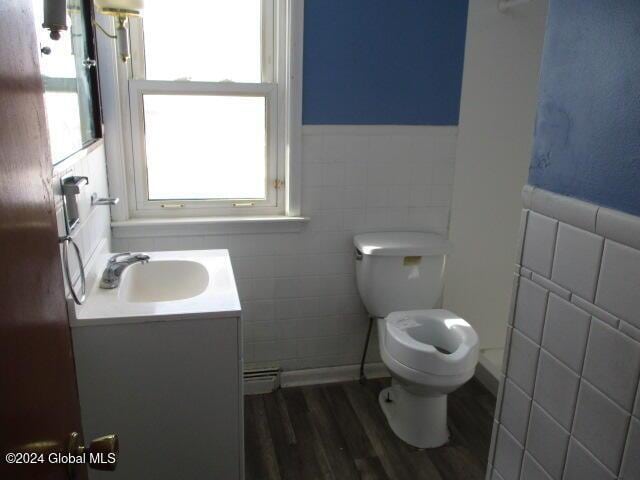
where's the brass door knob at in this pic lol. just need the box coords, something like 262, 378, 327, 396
68, 432, 119, 472
86, 434, 119, 471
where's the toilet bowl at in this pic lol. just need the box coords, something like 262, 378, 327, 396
377, 309, 478, 448
354, 232, 479, 449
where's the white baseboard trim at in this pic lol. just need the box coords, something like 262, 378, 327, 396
246, 360, 500, 395
244, 357, 499, 395
476, 355, 501, 396
281, 362, 389, 388
244, 377, 279, 396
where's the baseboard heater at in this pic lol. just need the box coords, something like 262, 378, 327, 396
243, 366, 281, 395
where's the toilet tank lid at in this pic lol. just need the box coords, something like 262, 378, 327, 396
354, 232, 452, 257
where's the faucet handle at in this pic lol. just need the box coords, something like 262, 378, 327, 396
108, 252, 131, 264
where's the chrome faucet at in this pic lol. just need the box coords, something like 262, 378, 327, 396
99, 252, 150, 289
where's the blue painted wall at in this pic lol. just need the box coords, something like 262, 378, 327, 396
302, 0, 469, 125
530, 0, 640, 216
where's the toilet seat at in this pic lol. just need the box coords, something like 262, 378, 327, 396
382, 309, 479, 376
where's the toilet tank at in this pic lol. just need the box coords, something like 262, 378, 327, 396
354, 232, 452, 318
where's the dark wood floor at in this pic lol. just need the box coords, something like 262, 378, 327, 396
244, 377, 496, 480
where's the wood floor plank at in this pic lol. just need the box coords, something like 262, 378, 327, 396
246, 378, 495, 480
425, 445, 486, 480
263, 391, 305, 480
353, 456, 390, 480
321, 384, 378, 461
244, 396, 262, 480
361, 379, 476, 480
280, 387, 331, 480
276, 388, 297, 445
341, 382, 407, 480
453, 380, 496, 426
447, 392, 493, 461
245, 395, 282, 480
302, 386, 362, 480
343, 382, 443, 480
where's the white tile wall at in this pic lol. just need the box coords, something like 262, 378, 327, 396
112, 126, 458, 371
54, 144, 112, 295
551, 223, 603, 301
596, 240, 640, 330
521, 453, 552, 480
521, 211, 558, 277
526, 403, 569, 479
488, 186, 640, 480
622, 419, 640, 478
513, 277, 548, 344
564, 438, 616, 480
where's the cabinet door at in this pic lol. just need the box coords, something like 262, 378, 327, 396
72, 317, 241, 480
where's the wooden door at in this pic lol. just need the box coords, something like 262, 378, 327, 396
0, 1, 88, 479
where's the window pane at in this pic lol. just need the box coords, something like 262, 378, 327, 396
143, 95, 267, 201
143, 1, 263, 82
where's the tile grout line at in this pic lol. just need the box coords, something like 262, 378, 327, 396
559, 312, 594, 479
516, 287, 551, 479
515, 212, 559, 478
509, 318, 638, 420
525, 269, 640, 345
618, 365, 640, 478
522, 397, 565, 479
523, 451, 554, 480
591, 237, 606, 314
568, 436, 617, 478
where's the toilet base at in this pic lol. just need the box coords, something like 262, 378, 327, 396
378, 383, 449, 449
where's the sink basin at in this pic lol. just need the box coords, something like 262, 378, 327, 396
119, 260, 209, 303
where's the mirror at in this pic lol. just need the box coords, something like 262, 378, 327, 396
33, 0, 100, 165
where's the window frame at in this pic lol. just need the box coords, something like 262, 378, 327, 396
97, 0, 303, 222
129, 80, 281, 216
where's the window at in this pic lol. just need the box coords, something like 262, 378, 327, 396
33, 0, 101, 164
113, 0, 301, 218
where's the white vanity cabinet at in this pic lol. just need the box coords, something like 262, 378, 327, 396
71, 249, 244, 480
72, 315, 243, 480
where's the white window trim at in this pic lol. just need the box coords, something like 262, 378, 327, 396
128, 80, 281, 216
95, 0, 304, 231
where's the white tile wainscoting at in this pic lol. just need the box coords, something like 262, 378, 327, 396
112, 125, 458, 372
54, 142, 112, 299
487, 186, 640, 480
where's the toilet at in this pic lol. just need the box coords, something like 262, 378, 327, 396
354, 232, 479, 449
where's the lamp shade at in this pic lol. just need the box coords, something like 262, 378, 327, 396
94, 0, 144, 14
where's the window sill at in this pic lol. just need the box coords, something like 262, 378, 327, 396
111, 215, 309, 238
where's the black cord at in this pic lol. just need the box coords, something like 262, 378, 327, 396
359, 316, 374, 384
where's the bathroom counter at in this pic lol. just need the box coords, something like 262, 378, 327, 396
72, 249, 241, 327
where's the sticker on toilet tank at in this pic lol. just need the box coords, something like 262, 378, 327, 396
403, 256, 422, 266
